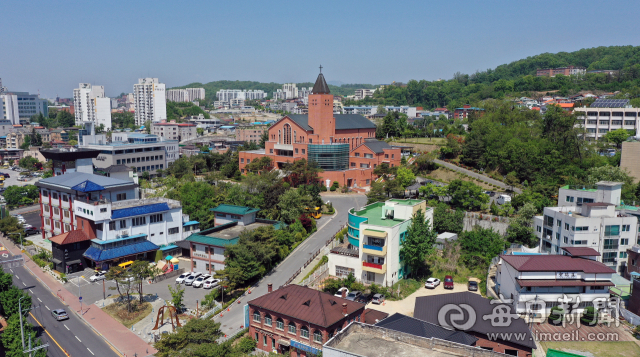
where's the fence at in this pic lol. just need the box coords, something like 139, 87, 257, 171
200, 300, 223, 320
299, 264, 328, 287
153, 268, 185, 284
464, 212, 510, 223
621, 308, 640, 326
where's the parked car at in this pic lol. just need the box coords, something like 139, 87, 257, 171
425, 277, 441, 289
355, 293, 373, 304
51, 309, 69, 321
443, 275, 454, 289
372, 294, 385, 305
484, 191, 495, 197
24, 227, 40, 235
175, 272, 192, 284
345, 291, 362, 301
334, 287, 349, 298
203, 278, 220, 289
497, 194, 511, 205
192, 274, 211, 288
90, 271, 107, 282
468, 280, 478, 291
184, 272, 202, 286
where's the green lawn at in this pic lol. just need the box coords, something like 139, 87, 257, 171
393, 137, 447, 145
541, 341, 640, 357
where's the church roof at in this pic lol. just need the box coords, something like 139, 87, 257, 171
312, 73, 330, 94
285, 114, 376, 132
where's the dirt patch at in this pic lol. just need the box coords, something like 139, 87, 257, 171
103, 300, 153, 328
425, 167, 502, 191
541, 341, 640, 357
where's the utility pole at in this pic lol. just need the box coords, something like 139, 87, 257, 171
19, 296, 48, 356
78, 275, 82, 313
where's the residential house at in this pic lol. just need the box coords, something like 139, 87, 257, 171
50, 230, 92, 274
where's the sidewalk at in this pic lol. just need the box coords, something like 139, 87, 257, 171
0, 234, 157, 357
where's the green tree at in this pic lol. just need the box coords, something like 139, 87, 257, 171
0, 286, 31, 317
19, 157, 39, 170
458, 226, 506, 267
19, 135, 31, 150
168, 284, 186, 312
3, 185, 38, 206
395, 167, 415, 189
105, 266, 135, 312
433, 203, 464, 234
259, 129, 269, 148
277, 189, 311, 224
154, 318, 223, 357
196, 127, 204, 136
366, 181, 388, 204
447, 179, 489, 211
55, 111, 75, 127
399, 209, 437, 277
604, 128, 630, 148
506, 202, 538, 246
130, 260, 153, 304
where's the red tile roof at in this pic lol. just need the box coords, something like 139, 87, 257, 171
500, 254, 614, 274
248, 284, 365, 328
516, 279, 613, 287
49, 230, 91, 245
561, 247, 600, 257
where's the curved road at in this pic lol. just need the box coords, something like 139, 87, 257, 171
214, 194, 367, 340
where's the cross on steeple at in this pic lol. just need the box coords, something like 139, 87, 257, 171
319, 65, 323, 73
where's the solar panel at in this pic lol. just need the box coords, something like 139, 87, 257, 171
591, 99, 628, 108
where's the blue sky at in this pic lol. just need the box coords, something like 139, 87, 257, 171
2, 0, 640, 98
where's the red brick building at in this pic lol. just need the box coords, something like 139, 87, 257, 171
248, 284, 366, 356
453, 105, 484, 120
239, 71, 401, 188
536, 66, 586, 77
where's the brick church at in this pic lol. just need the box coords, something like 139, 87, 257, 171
239, 71, 401, 188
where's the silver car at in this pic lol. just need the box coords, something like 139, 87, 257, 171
52, 309, 69, 321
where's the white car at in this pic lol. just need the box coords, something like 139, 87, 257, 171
203, 278, 220, 289
184, 272, 202, 286
175, 272, 192, 284
90, 271, 107, 282
425, 278, 441, 289
192, 274, 211, 288
334, 287, 349, 298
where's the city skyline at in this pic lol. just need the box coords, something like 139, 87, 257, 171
2, 0, 640, 98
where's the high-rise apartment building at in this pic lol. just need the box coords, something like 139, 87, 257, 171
73, 83, 112, 130
186, 88, 205, 101
1, 93, 19, 124
166, 88, 205, 102
133, 78, 166, 125
282, 83, 298, 99
216, 89, 266, 102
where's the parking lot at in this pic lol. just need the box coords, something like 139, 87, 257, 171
63, 269, 218, 310
0, 168, 39, 187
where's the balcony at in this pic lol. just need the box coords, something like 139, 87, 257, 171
362, 244, 387, 256
362, 261, 387, 274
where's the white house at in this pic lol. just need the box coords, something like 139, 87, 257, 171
328, 199, 433, 286
497, 248, 615, 315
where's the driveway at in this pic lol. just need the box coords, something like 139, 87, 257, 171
368, 281, 480, 317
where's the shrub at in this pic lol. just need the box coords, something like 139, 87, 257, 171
549, 306, 565, 325
236, 337, 257, 354
329, 186, 337, 191
154, 250, 164, 263
320, 185, 327, 192
331, 181, 340, 189
581, 306, 598, 326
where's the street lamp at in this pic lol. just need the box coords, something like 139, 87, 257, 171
9, 232, 23, 250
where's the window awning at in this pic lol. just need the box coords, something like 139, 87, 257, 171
52, 258, 62, 264
66, 259, 82, 265
278, 339, 290, 347
363, 229, 387, 238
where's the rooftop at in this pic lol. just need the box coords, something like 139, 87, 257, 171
500, 254, 615, 274
561, 247, 601, 257
375, 313, 477, 346
248, 284, 364, 328
210, 204, 260, 216
350, 199, 426, 227
325, 323, 484, 357
111, 197, 181, 211
186, 221, 271, 247
37, 172, 136, 191
50, 230, 91, 245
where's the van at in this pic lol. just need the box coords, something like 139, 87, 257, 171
497, 194, 511, 205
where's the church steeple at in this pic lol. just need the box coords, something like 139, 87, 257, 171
312, 66, 330, 94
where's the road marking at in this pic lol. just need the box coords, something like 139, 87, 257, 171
37, 298, 42, 302
87, 347, 95, 355
75, 335, 81, 342
29, 289, 33, 293
9, 269, 12, 273
45, 305, 50, 310
22, 282, 25, 286
16, 275, 19, 279
64, 324, 69, 330
29, 312, 67, 356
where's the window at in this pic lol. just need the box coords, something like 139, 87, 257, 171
554, 246, 559, 253
253, 312, 261, 323
116, 193, 127, 201
621, 238, 629, 246
355, 153, 360, 157
566, 196, 574, 203
604, 239, 619, 250
64, 210, 70, 218
276, 318, 284, 330
52, 193, 58, 199
255, 332, 258, 341
119, 220, 127, 229
263, 334, 267, 346
109, 222, 116, 230
385, 154, 389, 159
605, 225, 620, 236
573, 226, 588, 231
364, 153, 373, 159
351, 162, 356, 167
288, 323, 296, 334
622, 225, 631, 232
544, 215, 554, 227
557, 220, 562, 227
65, 224, 71, 231
54, 207, 59, 215
300, 326, 309, 339
314, 330, 322, 343
95, 223, 103, 231
620, 252, 628, 259
192, 261, 197, 268
270, 149, 273, 154
55, 221, 60, 229
565, 223, 569, 230
556, 233, 560, 240
302, 149, 305, 154
150, 214, 163, 223
564, 236, 568, 244
62, 195, 68, 202
537, 226, 541, 233
241, 158, 244, 163
264, 315, 272, 326
100, 208, 107, 213
168, 227, 179, 234
603, 251, 616, 263
132, 217, 146, 226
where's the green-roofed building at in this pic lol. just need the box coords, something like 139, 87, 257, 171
328, 199, 433, 286
186, 205, 284, 274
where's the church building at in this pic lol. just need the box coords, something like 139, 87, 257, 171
239, 71, 401, 188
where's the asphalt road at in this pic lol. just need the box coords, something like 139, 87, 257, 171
0, 245, 119, 357
214, 194, 367, 339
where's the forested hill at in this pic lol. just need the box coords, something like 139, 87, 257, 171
171, 80, 377, 99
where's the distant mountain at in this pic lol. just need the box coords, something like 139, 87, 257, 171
327, 80, 344, 86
